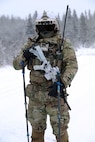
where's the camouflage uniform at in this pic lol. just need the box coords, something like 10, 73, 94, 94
13, 34, 78, 142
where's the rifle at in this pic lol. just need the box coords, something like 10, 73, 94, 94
29, 45, 59, 82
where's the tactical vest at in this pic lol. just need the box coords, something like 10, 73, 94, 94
28, 36, 65, 86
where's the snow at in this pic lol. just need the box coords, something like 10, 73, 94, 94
0, 47, 95, 142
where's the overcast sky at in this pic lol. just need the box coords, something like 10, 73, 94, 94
0, 0, 95, 18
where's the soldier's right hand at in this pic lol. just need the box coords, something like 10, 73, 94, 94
48, 80, 65, 98
23, 49, 35, 61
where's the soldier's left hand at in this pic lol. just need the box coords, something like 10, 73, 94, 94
23, 48, 35, 62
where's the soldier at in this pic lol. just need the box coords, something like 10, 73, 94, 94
13, 11, 78, 142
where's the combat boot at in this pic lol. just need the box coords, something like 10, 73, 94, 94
31, 130, 44, 142
56, 131, 69, 142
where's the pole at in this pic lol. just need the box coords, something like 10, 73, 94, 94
61, 5, 69, 46
57, 5, 69, 142
57, 73, 61, 142
21, 61, 30, 142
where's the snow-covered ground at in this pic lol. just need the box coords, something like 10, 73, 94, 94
0, 47, 95, 142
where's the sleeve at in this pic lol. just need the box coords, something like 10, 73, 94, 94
61, 39, 78, 87
13, 38, 33, 70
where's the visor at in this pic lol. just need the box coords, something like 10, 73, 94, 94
36, 24, 55, 32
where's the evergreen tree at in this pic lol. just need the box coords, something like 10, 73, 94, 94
32, 10, 38, 23
26, 14, 35, 36
65, 8, 74, 42
79, 13, 88, 47
72, 10, 80, 47
88, 11, 95, 46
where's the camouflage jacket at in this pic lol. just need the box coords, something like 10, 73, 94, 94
13, 34, 78, 88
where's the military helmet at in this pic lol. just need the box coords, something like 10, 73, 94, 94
35, 11, 59, 38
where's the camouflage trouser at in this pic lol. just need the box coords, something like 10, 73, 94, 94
26, 83, 70, 136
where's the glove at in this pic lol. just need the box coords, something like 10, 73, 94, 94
23, 49, 35, 61
48, 79, 65, 98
